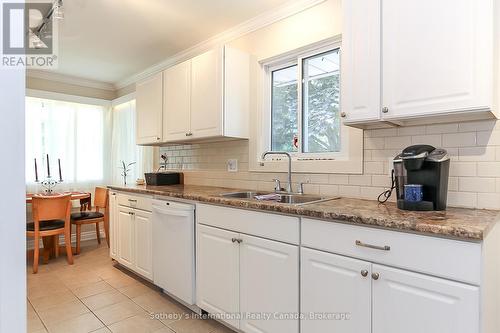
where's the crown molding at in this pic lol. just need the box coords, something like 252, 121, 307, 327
27, 69, 116, 91
114, 0, 326, 89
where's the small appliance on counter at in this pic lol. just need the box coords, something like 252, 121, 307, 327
378, 145, 450, 211
144, 172, 182, 186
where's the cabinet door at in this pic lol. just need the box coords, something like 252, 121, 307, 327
117, 207, 135, 270
134, 210, 153, 280
372, 264, 479, 333
136, 72, 163, 144
341, 0, 381, 124
108, 192, 118, 259
301, 248, 371, 333
190, 48, 223, 138
382, 0, 492, 119
240, 234, 299, 333
163, 60, 191, 141
196, 224, 240, 329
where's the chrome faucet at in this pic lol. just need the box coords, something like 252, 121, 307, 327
260, 151, 293, 193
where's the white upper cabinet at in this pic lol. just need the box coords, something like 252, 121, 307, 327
381, 0, 492, 121
190, 48, 224, 139
340, 0, 381, 124
342, 0, 497, 128
139, 45, 250, 145
372, 264, 479, 333
136, 72, 163, 144
163, 59, 191, 142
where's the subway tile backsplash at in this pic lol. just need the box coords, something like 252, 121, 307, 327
159, 120, 500, 210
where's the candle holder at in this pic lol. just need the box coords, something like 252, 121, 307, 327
39, 176, 62, 194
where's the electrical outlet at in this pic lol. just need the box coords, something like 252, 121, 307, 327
227, 159, 238, 172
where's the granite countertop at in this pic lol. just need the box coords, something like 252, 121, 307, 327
107, 184, 500, 242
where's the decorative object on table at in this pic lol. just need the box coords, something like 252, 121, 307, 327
145, 172, 181, 186
120, 160, 136, 185
378, 145, 450, 211
136, 178, 145, 185
34, 154, 64, 194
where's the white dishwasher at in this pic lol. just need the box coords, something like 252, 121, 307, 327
152, 199, 195, 305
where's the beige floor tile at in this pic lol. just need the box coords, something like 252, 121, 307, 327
167, 318, 220, 333
30, 289, 79, 311
132, 293, 188, 320
28, 312, 46, 333
90, 327, 112, 333
72, 281, 114, 298
93, 299, 145, 326
28, 282, 69, 300
104, 274, 138, 289
118, 282, 157, 299
208, 322, 237, 333
37, 299, 89, 325
61, 273, 103, 290
45, 312, 104, 333
152, 328, 174, 333
107, 313, 165, 333
81, 290, 128, 311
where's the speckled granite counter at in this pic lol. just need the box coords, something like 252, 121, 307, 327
108, 184, 500, 241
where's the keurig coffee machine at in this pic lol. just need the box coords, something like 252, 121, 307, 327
393, 145, 450, 211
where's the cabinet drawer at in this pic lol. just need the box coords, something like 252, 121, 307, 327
117, 193, 152, 212
301, 218, 481, 285
196, 204, 299, 244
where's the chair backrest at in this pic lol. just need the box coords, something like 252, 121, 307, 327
32, 194, 71, 231
94, 187, 108, 211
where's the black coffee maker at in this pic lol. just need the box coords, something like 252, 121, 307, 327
393, 145, 450, 211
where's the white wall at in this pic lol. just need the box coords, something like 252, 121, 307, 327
0, 2, 26, 331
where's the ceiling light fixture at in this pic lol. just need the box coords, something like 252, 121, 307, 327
52, 0, 64, 20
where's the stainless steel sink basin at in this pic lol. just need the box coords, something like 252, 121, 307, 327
220, 191, 336, 205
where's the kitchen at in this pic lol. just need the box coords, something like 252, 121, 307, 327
1, 0, 500, 332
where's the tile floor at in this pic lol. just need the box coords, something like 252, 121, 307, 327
27, 241, 234, 333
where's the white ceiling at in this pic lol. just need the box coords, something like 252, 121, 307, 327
47, 0, 294, 85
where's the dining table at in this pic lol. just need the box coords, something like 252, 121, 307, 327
26, 191, 92, 262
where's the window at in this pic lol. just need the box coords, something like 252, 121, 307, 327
25, 97, 106, 189
111, 100, 153, 184
270, 47, 341, 155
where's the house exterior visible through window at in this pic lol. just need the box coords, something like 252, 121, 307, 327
269, 47, 341, 157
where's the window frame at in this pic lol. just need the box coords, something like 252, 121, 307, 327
265, 41, 343, 160
249, 36, 363, 174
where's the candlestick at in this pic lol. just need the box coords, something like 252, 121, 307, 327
58, 158, 62, 182
34, 158, 39, 182
46, 154, 50, 178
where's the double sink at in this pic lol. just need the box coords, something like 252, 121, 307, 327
220, 191, 336, 206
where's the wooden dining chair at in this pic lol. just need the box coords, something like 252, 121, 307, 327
71, 187, 109, 254
27, 194, 74, 274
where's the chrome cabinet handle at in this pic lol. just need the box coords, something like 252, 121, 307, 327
361, 270, 368, 277
128, 211, 134, 215
355, 240, 390, 251
237, 238, 243, 244
382, 107, 389, 113
185, 132, 193, 137
340, 111, 347, 118
231, 238, 238, 243
372, 272, 380, 280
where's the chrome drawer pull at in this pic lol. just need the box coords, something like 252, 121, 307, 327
128, 199, 137, 202
355, 240, 390, 251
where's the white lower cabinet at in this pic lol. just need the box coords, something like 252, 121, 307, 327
108, 192, 118, 259
197, 225, 240, 329
301, 247, 479, 333
372, 264, 479, 333
117, 207, 135, 270
239, 234, 299, 333
196, 223, 299, 333
133, 210, 153, 280
301, 248, 371, 333
114, 195, 153, 280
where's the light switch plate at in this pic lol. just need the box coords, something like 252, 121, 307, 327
227, 159, 238, 172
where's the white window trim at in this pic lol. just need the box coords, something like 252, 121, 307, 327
249, 36, 363, 174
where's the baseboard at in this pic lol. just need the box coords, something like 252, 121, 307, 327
26, 230, 106, 250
